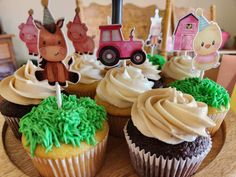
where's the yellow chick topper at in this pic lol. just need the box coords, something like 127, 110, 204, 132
193, 8, 222, 71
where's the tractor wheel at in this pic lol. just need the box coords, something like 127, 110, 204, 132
130, 50, 146, 65
99, 47, 120, 66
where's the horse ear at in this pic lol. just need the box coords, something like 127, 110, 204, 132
18, 23, 25, 30
56, 19, 65, 29
34, 20, 43, 29
67, 22, 72, 29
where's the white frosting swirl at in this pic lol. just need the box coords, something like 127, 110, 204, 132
96, 66, 154, 108
131, 60, 161, 81
132, 88, 215, 144
163, 56, 200, 80
71, 55, 106, 84
0, 61, 55, 105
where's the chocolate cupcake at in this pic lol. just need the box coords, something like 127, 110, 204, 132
0, 61, 55, 139
124, 88, 215, 177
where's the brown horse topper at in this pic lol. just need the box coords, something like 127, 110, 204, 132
34, 3, 79, 86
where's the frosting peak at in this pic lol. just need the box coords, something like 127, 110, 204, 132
96, 66, 154, 108
71, 55, 106, 84
0, 60, 55, 105
132, 88, 215, 144
163, 56, 200, 80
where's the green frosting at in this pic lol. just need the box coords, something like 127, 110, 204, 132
19, 94, 107, 156
170, 77, 230, 109
147, 54, 166, 70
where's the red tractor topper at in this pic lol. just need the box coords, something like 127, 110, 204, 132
97, 24, 146, 66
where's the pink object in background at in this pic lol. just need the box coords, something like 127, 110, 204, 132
18, 9, 38, 56
67, 8, 95, 55
96, 25, 146, 66
220, 31, 230, 49
217, 55, 236, 95
174, 13, 199, 51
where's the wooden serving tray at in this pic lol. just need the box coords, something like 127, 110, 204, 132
0, 111, 236, 177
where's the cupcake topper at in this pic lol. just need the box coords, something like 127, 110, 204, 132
173, 13, 199, 56
146, 9, 163, 56
96, 0, 146, 67
192, 8, 222, 79
18, 9, 39, 56
67, 3, 95, 58
34, 0, 80, 108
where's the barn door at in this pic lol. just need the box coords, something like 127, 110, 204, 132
181, 35, 193, 50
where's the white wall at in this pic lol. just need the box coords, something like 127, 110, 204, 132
0, 0, 235, 65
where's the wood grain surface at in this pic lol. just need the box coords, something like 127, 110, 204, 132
0, 111, 236, 177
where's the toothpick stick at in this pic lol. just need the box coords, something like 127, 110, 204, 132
55, 82, 62, 108
151, 45, 155, 56
200, 70, 204, 79
107, 16, 112, 25
184, 51, 188, 57
123, 60, 127, 67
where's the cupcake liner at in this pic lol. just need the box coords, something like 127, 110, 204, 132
28, 133, 108, 177
124, 124, 212, 177
3, 116, 21, 140
108, 114, 130, 137
207, 110, 228, 136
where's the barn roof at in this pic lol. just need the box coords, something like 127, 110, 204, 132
174, 13, 198, 35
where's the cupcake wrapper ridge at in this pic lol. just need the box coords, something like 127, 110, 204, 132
29, 133, 108, 177
4, 115, 21, 140
124, 124, 212, 177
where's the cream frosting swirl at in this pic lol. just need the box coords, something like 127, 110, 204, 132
96, 66, 154, 108
131, 60, 161, 81
71, 55, 106, 84
163, 56, 200, 80
132, 88, 215, 144
0, 60, 55, 105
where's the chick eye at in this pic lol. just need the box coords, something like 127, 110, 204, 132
201, 42, 204, 47
212, 40, 215, 45
43, 41, 46, 45
58, 41, 61, 45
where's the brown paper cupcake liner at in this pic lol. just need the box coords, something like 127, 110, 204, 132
75, 90, 96, 99
207, 111, 228, 136
124, 124, 212, 177
28, 133, 108, 177
3, 116, 21, 140
108, 114, 130, 137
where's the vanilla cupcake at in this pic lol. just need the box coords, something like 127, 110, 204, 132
162, 55, 200, 85
131, 60, 164, 88
95, 66, 153, 137
20, 95, 108, 177
66, 54, 106, 98
0, 61, 55, 139
124, 88, 215, 177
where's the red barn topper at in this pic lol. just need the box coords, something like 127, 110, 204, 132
173, 13, 199, 51
67, 7, 95, 55
18, 9, 39, 56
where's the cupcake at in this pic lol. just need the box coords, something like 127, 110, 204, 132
20, 94, 108, 177
162, 55, 200, 85
95, 66, 153, 137
131, 60, 164, 88
65, 54, 106, 98
124, 88, 215, 177
170, 77, 230, 135
0, 61, 55, 139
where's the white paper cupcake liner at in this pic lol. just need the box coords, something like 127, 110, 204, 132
3, 116, 21, 140
207, 111, 228, 136
124, 124, 212, 177
29, 134, 108, 177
